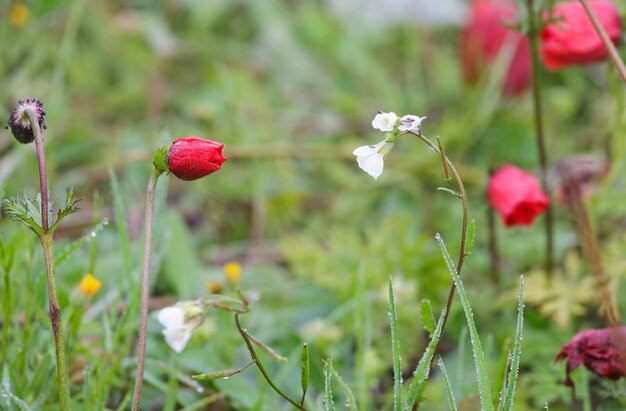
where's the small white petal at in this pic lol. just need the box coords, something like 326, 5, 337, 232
357, 153, 384, 179
398, 115, 426, 132
158, 306, 185, 328
371, 112, 398, 132
162, 325, 193, 353
353, 145, 377, 156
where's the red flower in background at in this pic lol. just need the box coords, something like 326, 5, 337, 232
488, 164, 550, 227
460, 0, 531, 95
556, 327, 626, 388
167, 137, 227, 181
541, 0, 622, 70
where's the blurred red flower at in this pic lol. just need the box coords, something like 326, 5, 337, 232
460, 0, 531, 95
556, 327, 626, 388
541, 0, 622, 70
488, 164, 550, 227
167, 137, 227, 181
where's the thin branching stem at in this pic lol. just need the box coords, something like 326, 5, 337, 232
577, 0, 626, 83
406, 130, 468, 375
131, 170, 161, 411
235, 314, 307, 410
526, 0, 554, 276
26, 108, 70, 411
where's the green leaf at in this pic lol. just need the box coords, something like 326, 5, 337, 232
54, 219, 108, 266
436, 233, 494, 411
2, 194, 44, 235
420, 299, 436, 334
49, 187, 81, 233
405, 308, 447, 409
438, 357, 458, 411
324, 358, 336, 411
500, 276, 525, 411
300, 343, 310, 405
388, 276, 403, 411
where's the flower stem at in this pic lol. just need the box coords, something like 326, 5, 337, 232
409, 131, 468, 373
131, 170, 162, 411
526, 0, 554, 276
577, 0, 626, 83
235, 314, 306, 410
26, 108, 70, 410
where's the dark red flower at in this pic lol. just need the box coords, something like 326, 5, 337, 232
6, 98, 47, 144
541, 0, 622, 70
460, 0, 531, 95
487, 164, 550, 227
167, 137, 226, 181
556, 327, 626, 388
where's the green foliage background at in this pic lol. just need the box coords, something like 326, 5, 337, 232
1, 0, 626, 409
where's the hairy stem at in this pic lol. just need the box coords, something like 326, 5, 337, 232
235, 314, 306, 410
526, 0, 554, 275
26, 108, 70, 410
131, 170, 161, 411
408, 131, 468, 374
577, 0, 626, 83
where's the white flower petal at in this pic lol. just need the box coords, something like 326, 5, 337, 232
356, 152, 385, 179
158, 306, 185, 328
398, 115, 426, 132
162, 325, 193, 353
371, 112, 398, 132
353, 145, 377, 156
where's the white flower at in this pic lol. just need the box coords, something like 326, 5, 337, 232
371, 112, 398, 132
353, 140, 393, 180
158, 306, 194, 353
398, 115, 426, 132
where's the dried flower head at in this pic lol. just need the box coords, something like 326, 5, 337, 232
6, 98, 47, 144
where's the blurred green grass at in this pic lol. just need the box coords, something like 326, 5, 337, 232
1, 0, 626, 410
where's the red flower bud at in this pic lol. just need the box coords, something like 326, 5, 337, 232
487, 164, 550, 227
167, 137, 227, 181
541, 0, 622, 70
460, 0, 531, 95
556, 327, 626, 388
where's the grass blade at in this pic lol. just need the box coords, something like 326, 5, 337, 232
438, 357, 458, 411
436, 233, 494, 411
324, 358, 336, 411
500, 276, 524, 411
330, 363, 359, 411
405, 308, 447, 409
388, 276, 403, 411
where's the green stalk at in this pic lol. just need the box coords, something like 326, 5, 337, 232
526, 0, 554, 275
131, 170, 162, 411
27, 108, 70, 410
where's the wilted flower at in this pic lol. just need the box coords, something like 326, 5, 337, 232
157, 303, 203, 353
353, 140, 394, 180
371, 112, 399, 132
488, 164, 550, 227
548, 155, 609, 206
541, 0, 622, 70
167, 137, 227, 181
206, 281, 223, 294
6, 98, 47, 144
398, 115, 426, 132
556, 327, 626, 388
78, 274, 102, 297
460, 0, 531, 95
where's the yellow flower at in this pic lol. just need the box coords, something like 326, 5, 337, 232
79, 274, 102, 297
10, 3, 30, 27
223, 262, 242, 285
